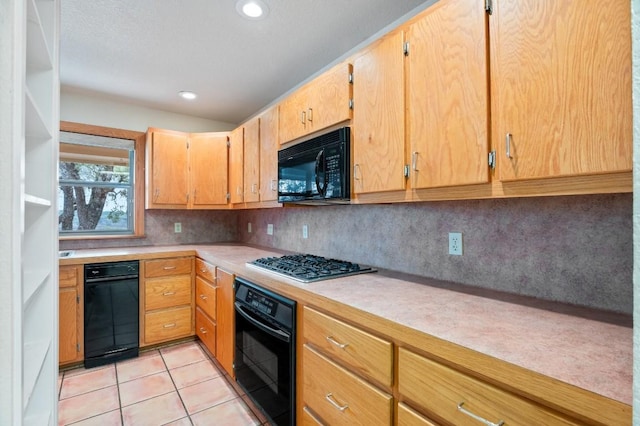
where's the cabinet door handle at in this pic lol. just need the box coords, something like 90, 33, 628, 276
353, 164, 361, 181
412, 151, 419, 171
300, 110, 306, 124
307, 108, 313, 122
163, 292, 175, 296
199, 294, 208, 300
163, 323, 176, 328
252, 183, 258, 194
457, 402, 504, 426
505, 133, 512, 159
199, 327, 207, 334
270, 179, 277, 192
163, 266, 176, 270
326, 335, 349, 349
325, 393, 349, 412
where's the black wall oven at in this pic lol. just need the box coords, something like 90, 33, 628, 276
278, 126, 350, 204
234, 277, 296, 426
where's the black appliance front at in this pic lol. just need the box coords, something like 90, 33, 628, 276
234, 277, 296, 426
278, 126, 350, 204
84, 261, 139, 368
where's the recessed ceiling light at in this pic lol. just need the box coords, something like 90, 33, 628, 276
178, 91, 197, 100
236, 0, 269, 20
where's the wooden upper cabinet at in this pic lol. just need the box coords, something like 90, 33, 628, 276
259, 106, 279, 202
408, 0, 489, 189
146, 129, 189, 207
229, 126, 244, 204
491, 0, 632, 181
352, 29, 406, 194
279, 62, 352, 144
190, 133, 229, 207
243, 117, 260, 203
146, 128, 229, 209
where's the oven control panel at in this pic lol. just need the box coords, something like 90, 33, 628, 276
246, 289, 278, 317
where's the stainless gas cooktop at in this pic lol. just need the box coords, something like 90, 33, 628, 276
247, 254, 376, 283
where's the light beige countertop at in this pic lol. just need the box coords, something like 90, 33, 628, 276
60, 243, 632, 407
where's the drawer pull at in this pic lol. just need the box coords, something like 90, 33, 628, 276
163, 266, 176, 270
325, 393, 348, 412
163, 323, 176, 328
457, 402, 504, 426
163, 292, 175, 296
199, 294, 208, 300
199, 327, 207, 334
326, 336, 349, 349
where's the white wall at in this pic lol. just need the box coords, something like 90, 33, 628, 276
632, 0, 639, 422
60, 86, 236, 132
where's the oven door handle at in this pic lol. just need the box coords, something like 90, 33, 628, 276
235, 302, 291, 343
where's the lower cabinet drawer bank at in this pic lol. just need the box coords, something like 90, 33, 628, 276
195, 306, 216, 355
398, 347, 576, 426
145, 306, 192, 344
302, 345, 392, 425
397, 403, 438, 426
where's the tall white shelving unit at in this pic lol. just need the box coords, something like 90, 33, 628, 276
0, 0, 60, 424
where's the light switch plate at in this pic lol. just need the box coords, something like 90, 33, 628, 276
174, 222, 182, 233
267, 224, 274, 235
302, 225, 308, 239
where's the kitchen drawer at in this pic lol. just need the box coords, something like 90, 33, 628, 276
303, 345, 392, 426
398, 348, 576, 426
59, 266, 78, 288
397, 403, 439, 426
301, 406, 324, 425
195, 275, 217, 319
145, 306, 192, 344
195, 258, 216, 282
145, 257, 192, 278
195, 307, 216, 356
145, 275, 192, 311
304, 306, 393, 387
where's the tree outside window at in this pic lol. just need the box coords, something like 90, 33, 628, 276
58, 132, 135, 235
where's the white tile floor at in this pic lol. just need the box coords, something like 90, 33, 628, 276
58, 341, 270, 425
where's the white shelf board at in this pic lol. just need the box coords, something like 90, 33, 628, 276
26, 0, 53, 72
24, 194, 52, 207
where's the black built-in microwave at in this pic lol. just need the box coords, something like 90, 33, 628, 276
278, 127, 350, 204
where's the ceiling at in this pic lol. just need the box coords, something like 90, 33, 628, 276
60, 0, 431, 125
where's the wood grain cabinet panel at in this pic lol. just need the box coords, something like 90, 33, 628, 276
491, 0, 632, 181
397, 403, 439, 426
189, 132, 229, 207
243, 117, 260, 203
59, 265, 82, 365
352, 29, 406, 194
398, 348, 576, 425
145, 257, 193, 278
229, 126, 244, 203
144, 275, 192, 311
258, 106, 279, 202
146, 129, 189, 206
303, 345, 392, 426
303, 306, 393, 387
215, 268, 235, 377
195, 306, 216, 356
195, 275, 217, 319
195, 258, 216, 282
408, 0, 489, 189
145, 306, 192, 344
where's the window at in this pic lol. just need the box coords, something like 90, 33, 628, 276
58, 122, 145, 238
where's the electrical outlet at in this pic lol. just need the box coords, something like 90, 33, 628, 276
267, 224, 274, 235
449, 232, 462, 255
247, 222, 252, 233
174, 222, 182, 233
302, 224, 308, 239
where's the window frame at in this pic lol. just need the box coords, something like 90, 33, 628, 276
59, 121, 145, 240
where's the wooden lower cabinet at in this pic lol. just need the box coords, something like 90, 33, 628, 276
302, 345, 392, 425
398, 347, 576, 425
195, 258, 218, 356
215, 268, 235, 377
59, 265, 83, 365
397, 403, 438, 426
141, 257, 195, 347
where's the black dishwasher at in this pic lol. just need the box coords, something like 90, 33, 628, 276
84, 261, 139, 368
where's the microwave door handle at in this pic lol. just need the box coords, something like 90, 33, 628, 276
315, 149, 326, 196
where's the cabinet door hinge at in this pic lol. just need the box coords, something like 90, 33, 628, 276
485, 0, 493, 15
226, 193, 231, 200
348, 73, 353, 84
404, 164, 410, 178
76, 343, 80, 352
488, 151, 496, 169
349, 99, 354, 110
227, 140, 230, 147
403, 41, 410, 56
76, 295, 80, 304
